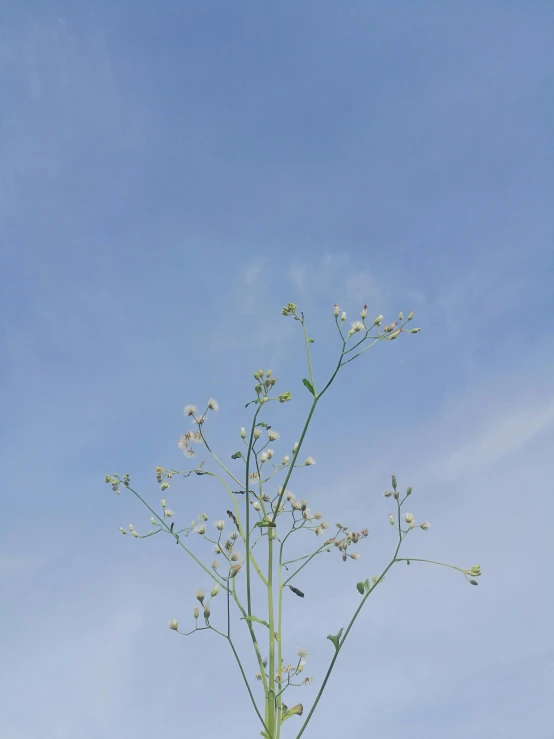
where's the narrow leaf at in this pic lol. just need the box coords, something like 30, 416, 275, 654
302, 378, 315, 396
327, 627, 343, 652
242, 616, 271, 629
281, 704, 304, 724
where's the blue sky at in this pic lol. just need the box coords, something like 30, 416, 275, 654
1, 2, 553, 737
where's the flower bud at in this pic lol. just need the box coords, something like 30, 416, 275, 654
334, 304, 340, 317
210, 584, 220, 597
193, 607, 199, 620
161, 498, 166, 508
388, 329, 402, 339
391, 475, 397, 491
407, 311, 415, 321
420, 521, 430, 531
373, 315, 383, 327
253, 428, 261, 439
196, 589, 205, 603
406, 486, 412, 496
119, 527, 127, 534
361, 304, 367, 319
388, 514, 395, 526
203, 605, 210, 620
340, 311, 346, 322
407, 328, 420, 333
240, 427, 246, 439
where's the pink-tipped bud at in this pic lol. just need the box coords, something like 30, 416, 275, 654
407, 311, 415, 321
361, 304, 367, 319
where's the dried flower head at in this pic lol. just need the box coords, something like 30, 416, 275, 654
420, 521, 431, 531
214, 520, 225, 531
194, 524, 207, 535
195, 589, 205, 603
184, 405, 196, 416
297, 647, 309, 659
168, 619, 179, 631
207, 398, 219, 411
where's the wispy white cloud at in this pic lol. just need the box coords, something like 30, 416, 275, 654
438, 397, 554, 481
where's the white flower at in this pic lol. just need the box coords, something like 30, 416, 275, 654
195, 524, 207, 535
168, 619, 179, 631
350, 321, 364, 333
214, 520, 225, 531
268, 430, 280, 441
304, 457, 315, 466
404, 512, 415, 525
184, 405, 196, 416
281, 456, 290, 465
164, 509, 174, 518
207, 398, 219, 411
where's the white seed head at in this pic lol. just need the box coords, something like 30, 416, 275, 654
214, 519, 225, 531
168, 619, 179, 631
184, 405, 196, 416
281, 456, 290, 465
267, 430, 280, 441
404, 512, 415, 525
304, 456, 315, 466
207, 398, 219, 411
194, 524, 207, 535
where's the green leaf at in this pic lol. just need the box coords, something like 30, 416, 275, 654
364, 578, 370, 592
231, 451, 243, 459
326, 627, 343, 652
356, 581, 365, 595
257, 422, 270, 428
308, 338, 314, 343
241, 615, 270, 629
255, 519, 277, 528
281, 703, 304, 724
302, 378, 315, 396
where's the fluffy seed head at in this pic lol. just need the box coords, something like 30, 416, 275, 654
214, 520, 225, 531
184, 405, 196, 416
207, 398, 219, 411
268, 430, 280, 441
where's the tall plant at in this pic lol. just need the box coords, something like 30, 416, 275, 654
106, 302, 481, 737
